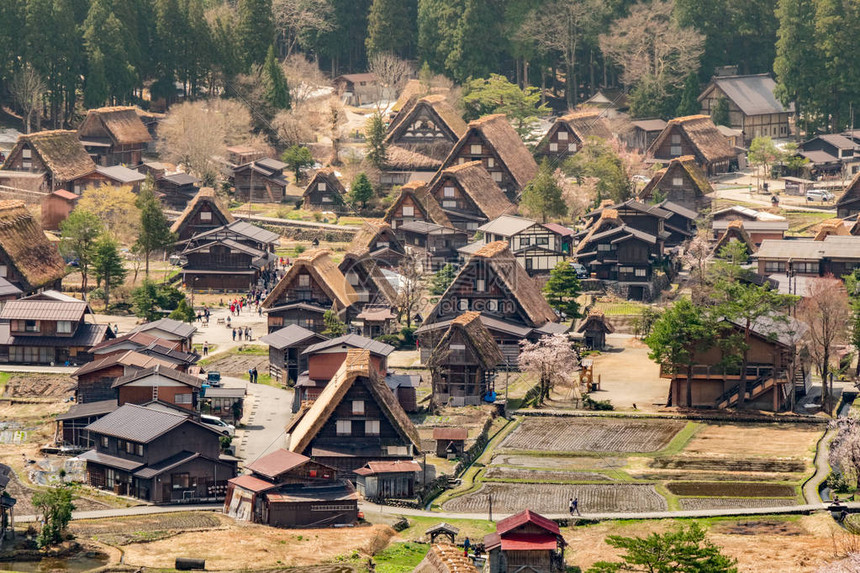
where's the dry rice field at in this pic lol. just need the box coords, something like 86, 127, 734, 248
483, 467, 614, 482
678, 497, 799, 510
681, 423, 822, 459
442, 482, 667, 514
666, 481, 797, 498
500, 418, 686, 453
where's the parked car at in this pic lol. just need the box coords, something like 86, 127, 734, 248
571, 262, 589, 279
807, 189, 834, 202
206, 371, 222, 387
201, 414, 235, 436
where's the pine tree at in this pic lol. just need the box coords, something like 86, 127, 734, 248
676, 73, 701, 116
169, 298, 197, 323
445, 0, 505, 82
543, 261, 582, 320
521, 160, 567, 223
774, 0, 821, 134
365, 111, 387, 169
263, 45, 291, 110
237, 0, 274, 68
59, 209, 103, 299
349, 173, 374, 208
366, 0, 416, 58
135, 185, 176, 276
92, 235, 128, 309
281, 145, 315, 181
710, 96, 730, 126
83, 48, 108, 108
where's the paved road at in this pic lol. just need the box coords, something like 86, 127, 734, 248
221, 374, 293, 465
16, 503, 223, 523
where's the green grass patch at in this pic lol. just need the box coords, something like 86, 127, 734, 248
653, 422, 702, 458
784, 211, 834, 234
337, 216, 365, 226
0, 372, 10, 395
394, 515, 496, 542
592, 301, 648, 316
373, 542, 430, 573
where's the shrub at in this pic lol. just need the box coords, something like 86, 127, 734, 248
400, 327, 416, 349
828, 471, 854, 494
375, 334, 401, 348
583, 396, 614, 411
88, 288, 105, 301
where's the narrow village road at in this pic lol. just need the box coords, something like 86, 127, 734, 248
221, 375, 293, 465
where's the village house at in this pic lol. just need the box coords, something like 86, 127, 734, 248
56, 400, 119, 448
170, 188, 235, 242
286, 349, 422, 473
713, 220, 758, 256
201, 386, 245, 424
0, 291, 111, 365
416, 242, 564, 364
80, 404, 237, 503
460, 215, 571, 275
427, 311, 504, 408
638, 156, 713, 211
83, 165, 146, 193
435, 114, 539, 202
384, 181, 453, 232
0, 201, 66, 295
156, 172, 200, 210
89, 331, 199, 371
433, 427, 468, 458
225, 449, 357, 528
753, 235, 860, 278
698, 74, 793, 143
354, 306, 398, 340
415, 543, 479, 573
836, 171, 860, 217
428, 161, 515, 232
260, 324, 328, 385
382, 94, 467, 186
534, 110, 614, 160
77, 106, 152, 166
399, 221, 469, 273
178, 220, 279, 292
111, 365, 203, 412
293, 334, 396, 412
129, 318, 196, 353
799, 134, 860, 178
0, 130, 97, 194
626, 119, 668, 152
262, 250, 359, 333
484, 510, 566, 573
353, 460, 423, 500
233, 158, 290, 203
334, 73, 379, 106
73, 350, 178, 404
226, 145, 266, 167
647, 115, 737, 175
337, 253, 398, 313
711, 217, 788, 246
581, 89, 629, 116
654, 201, 699, 247
343, 221, 405, 269
40, 190, 79, 231
576, 311, 614, 350
657, 315, 809, 411
302, 168, 348, 212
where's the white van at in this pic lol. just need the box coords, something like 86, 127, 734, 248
201, 414, 235, 437
806, 189, 833, 202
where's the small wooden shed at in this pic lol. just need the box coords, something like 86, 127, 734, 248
433, 427, 468, 458
576, 312, 613, 350
426, 522, 460, 544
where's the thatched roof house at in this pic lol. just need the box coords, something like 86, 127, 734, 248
427, 161, 515, 231
576, 311, 614, 350
302, 168, 348, 211
427, 311, 504, 372
78, 106, 152, 146
170, 187, 235, 241
0, 200, 66, 293
638, 155, 713, 210
384, 94, 467, 165
837, 171, 860, 218
647, 115, 736, 175
535, 110, 614, 158
1, 130, 96, 191
714, 219, 757, 255
383, 181, 453, 231
813, 219, 850, 241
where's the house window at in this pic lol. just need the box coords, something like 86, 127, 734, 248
487, 300, 497, 311
520, 237, 531, 248
764, 261, 784, 273
126, 441, 135, 454
487, 158, 495, 168
319, 182, 327, 191
458, 157, 466, 165
476, 279, 486, 291
470, 144, 482, 155
671, 134, 681, 144
0, 265, 6, 277
492, 172, 502, 182
57, 321, 72, 334
598, 243, 611, 251
402, 205, 414, 216
466, 222, 478, 230
24, 320, 39, 333
175, 393, 193, 404
200, 211, 212, 221
635, 268, 647, 277
443, 186, 455, 198
557, 131, 568, 141
22, 161, 31, 169
105, 468, 115, 489
442, 200, 456, 208
299, 275, 310, 287
352, 400, 365, 415
458, 299, 469, 311
336, 420, 351, 435
101, 436, 109, 448
670, 145, 682, 156
537, 237, 549, 246
172, 473, 191, 489
549, 143, 558, 152
620, 266, 634, 273
347, 271, 359, 286
672, 177, 683, 186
22, 149, 31, 159
321, 196, 332, 203
365, 420, 380, 436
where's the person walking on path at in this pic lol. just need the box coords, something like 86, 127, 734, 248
249, 368, 255, 383
232, 328, 236, 341
252, 367, 258, 384
203, 342, 209, 357
570, 497, 580, 516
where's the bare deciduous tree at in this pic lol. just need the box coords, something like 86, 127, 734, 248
599, 0, 704, 93
10, 65, 45, 134
368, 52, 413, 102
396, 253, 423, 329
799, 276, 850, 410
273, 0, 334, 58
682, 231, 713, 285
283, 53, 331, 108
518, 334, 580, 405
326, 96, 348, 165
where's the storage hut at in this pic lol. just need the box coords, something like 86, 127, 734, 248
576, 312, 613, 350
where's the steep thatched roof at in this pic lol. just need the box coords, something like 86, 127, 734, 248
79, 106, 152, 145
576, 311, 614, 334
559, 110, 613, 140
837, 171, 860, 209
3, 130, 96, 183
302, 168, 347, 198
346, 220, 402, 259
339, 253, 398, 305
648, 115, 736, 164
814, 219, 850, 241
383, 181, 453, 228
288, 349, 421, 454
262, 249, 358, 310
385, 95, 467, 145
437, 161, 515, 220
639, 156, 714, 201
714, 219, 757, 254
385, 145, 443, 171
170, 187, 234, 234
428, 311, 504, 369
0, 201, 66, 290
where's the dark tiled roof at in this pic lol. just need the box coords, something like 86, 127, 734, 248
56, 400, 118, 421
85, 404, 200, 442
78, 449, 144, 472
302, 333, 395, 357
134, 318, 197, 339
0, 322, 109, 347
111, 364, 202, 389
245, 449, 311, 480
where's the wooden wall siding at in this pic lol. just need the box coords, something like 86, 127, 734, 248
544, 124, 581, 157
176, 206, 226, 241
5, 143, 47, 174
234, 173, 285, 203
265, 500, 357, 528
118, 385, 196, 410
186, 273, 255, 292
389, 195, 428, 230
77, 376, 119, 404
700, 88, 791, 140
267, 309, 326, 334
451, 134, 517, 200
186, 246, 255, 271
432, 175, 485, 230
395, 108, 454, 144
304, 184, 346, 212
651, 127, 700, 163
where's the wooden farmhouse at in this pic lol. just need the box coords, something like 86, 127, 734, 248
647, 115, 736, 175
260, 324, 328, 385
627, 119, 667, 152
654, 200, 698, 247
711, 218, 787, 246
416, 544, 479, 573
814, 219, 851, 241
232, 158, 290, 203
85, 164, 146, 193
343, 221, 405, 269
302, 168, 348, 212
427, 311, 504, 408
428, 161, 515, 232
262, 250, 358, 333
56, 400, 118, 448
657, 315, 809, 411
90, 331, 199, 371
837, 172, 860, 218
179, 220, 279, 292
638, 156, 714, 211
333, 73, 379, 106
484, 510, 566, 573
77, 106, 152, 166
399, 221, 469, 273
170, 188, 235, 242
73, 350, 177, 404
382, 94, 467, 186
753, 235, 860, 277
0, 291, 111, 365
416, 242, 563, 364
225, 449, 357, 528
0, 200, 66, 295
432, 427, 468, 458
436, 114, 538, 202
714, 220, 757, 255
111, 365, 203, 412
286, 349, 422, 472
698, 74, 793, 143
80, 404, 237, 503
156, 172, 200, 210
353, 460, 422, 500
534, 110, 614, 160
384, 181, 453, 232
462, 215, 570, 275
40, 190, 80, 231
798, 134, 860, 178
338, 253, 398, 311
0, 130, 97, 194
129, 318, 196, 353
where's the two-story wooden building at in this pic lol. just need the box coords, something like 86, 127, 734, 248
462, 215, 570, 275
129, 318, 196, 353
302, 168, 348, 212
0, 130, 97, 193
80, 404, 237, 503
73, 350, 177, 404
0, 200, 66, 295
638, 156, 714, 211
484, 510, 566, 573
698, 74, 793, 143
647, 115, 736, 175
111, 365, 203, 412
384, 181, 453, 232
233, 158, 290, 203
170, 188, 235, 242
287, 349, 421, 472
427, 161, 515, 232
260, 325, 328, 385
626, 119, 668, 152
157, 172, 200, 210
77, 106, 152, 167
534, 110, 614, 160
416, 242, 563, 364
262, 250, 358, 333
435, 114, 538, 202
